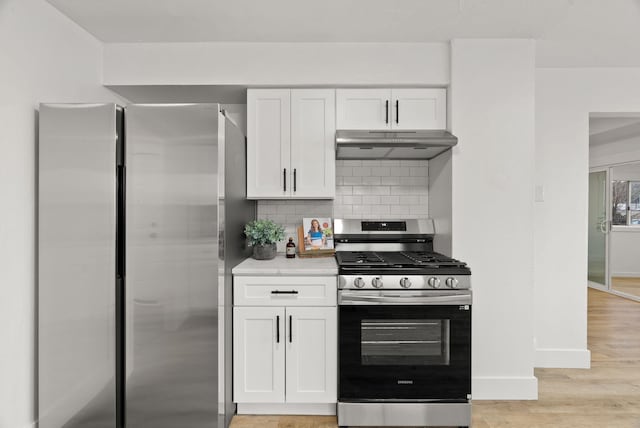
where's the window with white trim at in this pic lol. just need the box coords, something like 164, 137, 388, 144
612, 180, 640, 225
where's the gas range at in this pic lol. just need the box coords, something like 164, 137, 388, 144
334, 219, 472, 428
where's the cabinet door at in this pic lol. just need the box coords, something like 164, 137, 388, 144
285, 307, 337, 403
336, 89, 391, 130
391, 88, 447, 130
247, 89, 291, 198
290, 89, 336, 199
233, 307, 285, 403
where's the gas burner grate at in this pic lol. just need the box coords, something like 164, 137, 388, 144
335, 251, 388, 265
400, 251, 467, 267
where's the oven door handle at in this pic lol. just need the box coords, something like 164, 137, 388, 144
338, 291, 472, 305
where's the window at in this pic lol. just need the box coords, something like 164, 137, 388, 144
612, 180, 640, 226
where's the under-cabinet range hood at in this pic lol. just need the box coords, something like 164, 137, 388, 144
335, 129, 457, 160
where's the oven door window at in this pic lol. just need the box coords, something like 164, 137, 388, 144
361, 319, 449, 366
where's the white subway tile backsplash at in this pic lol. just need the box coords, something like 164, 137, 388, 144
390, 167, 410, 177
401, 176, 428, 186
381, 176, 401, 185
383, 160, 401, 167
362, 195, 381, 205
342, 160, 362, 167
337, 186, 353, 195
342, 195, 363, 205
399, 195, 420, 205
343, 176, 363, 185
336, 166, 353, 176
352, 167, 372, 177
361, 176, 381, 185
380, 195, 400, 204
410, 166, 428, 177
401, 160, 422, 167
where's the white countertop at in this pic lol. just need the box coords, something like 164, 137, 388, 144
232, 253, 338, 276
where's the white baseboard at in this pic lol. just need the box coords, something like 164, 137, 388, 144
535, 348, 591, 368
237, 403, 336, 415
472, 376, 538, 400
611, 272, 640, 278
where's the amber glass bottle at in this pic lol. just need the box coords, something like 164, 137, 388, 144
286, 237, 296, 258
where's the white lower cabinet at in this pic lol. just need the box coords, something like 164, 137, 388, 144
233, 275, 337, 414
233, 306, 337, 405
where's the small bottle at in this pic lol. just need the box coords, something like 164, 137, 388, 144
286, 237, 296, 258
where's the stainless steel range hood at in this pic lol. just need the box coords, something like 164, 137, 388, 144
335, 130, 457, 160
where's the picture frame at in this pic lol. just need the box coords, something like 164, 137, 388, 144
297, 217, 335, 258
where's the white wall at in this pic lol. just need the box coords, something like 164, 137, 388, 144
535, 68, 640, 368
103, 42, 450, 87
0, 1, 122, 427
451, 39, 537, 399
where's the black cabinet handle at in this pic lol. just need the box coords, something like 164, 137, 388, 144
289, 315, 292, 343
385, 100, 389, 124
276, 315, 280, 343
283, 168, 287, 192
271, 290, 299, 295
293, 169, 297, 192
396, 100, 399, 124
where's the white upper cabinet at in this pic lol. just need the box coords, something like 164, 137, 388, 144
247, 89, 335, 199
247, 89, 291, 198
336, 88, 447, 130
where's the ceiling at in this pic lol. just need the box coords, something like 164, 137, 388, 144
46, 0, 640, 67
590, 116, 640, 147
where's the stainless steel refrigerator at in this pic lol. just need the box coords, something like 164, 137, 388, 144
38, 103, 255, 428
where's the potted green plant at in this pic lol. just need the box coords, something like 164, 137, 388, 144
244, 219, 285, 260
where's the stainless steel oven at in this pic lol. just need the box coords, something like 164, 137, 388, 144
334, 219, 472, 428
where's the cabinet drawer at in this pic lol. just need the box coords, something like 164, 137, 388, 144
234, 276, 336, 306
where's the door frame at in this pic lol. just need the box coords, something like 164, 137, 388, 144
588, 167, 610, 291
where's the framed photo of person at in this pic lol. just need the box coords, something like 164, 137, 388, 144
296, 218, 335, 257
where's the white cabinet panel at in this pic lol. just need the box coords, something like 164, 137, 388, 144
234, 276, 337, 307
291, 89, 335, 198
392, 88, 447, 130
285, 307, 337, 403
247, 89, 290, 198
336, 88, 391, 130
233, 307, 285, 403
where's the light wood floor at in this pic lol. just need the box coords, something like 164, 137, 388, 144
611, 276, 640, 298
230, 288, 640, 428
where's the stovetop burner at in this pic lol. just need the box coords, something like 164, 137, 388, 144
336, 251, 468, 269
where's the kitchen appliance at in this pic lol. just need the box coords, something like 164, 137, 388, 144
334, 219, 472, 428
335, 130, 457, 160
38, 103, 255, 428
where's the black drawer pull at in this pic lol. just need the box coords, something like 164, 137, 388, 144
276, 315, 280, 343
271, 290, 299, 295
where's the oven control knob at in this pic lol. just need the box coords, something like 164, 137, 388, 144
445, 277, 459, 289
399, 277, 412, 288
372, 277, 383, 288
354, 277, 366, 288
428, 277, 441, 289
